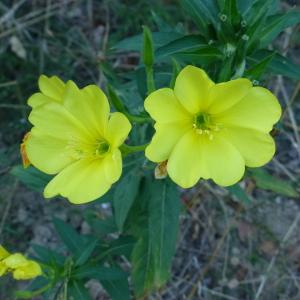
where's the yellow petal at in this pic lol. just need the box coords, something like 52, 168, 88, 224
44, 158, 111, 204
207, 78, 252, 114
103, 149, 122, 183
218, 127, 276, 167
27, 93, 55, 108
105, 112, 131, 148
167, 130, 209, 188
28, 102, 93, 141
214, 87, 281, 133
203, 135, 245, 186
174, 65, 214, 114
0, 246, 10, 260
63, 83, 110, 137
145, 121, 191, 163
3, 253, 27, 268
25, 128, 75, 174
0, 262, 8, 276
144, 88, 191, 123
13, 261, 42, 280
38, 75, 65, 101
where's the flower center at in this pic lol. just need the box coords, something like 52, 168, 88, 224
95, 140, 110, 156
194, 113, 210, 129
193, 113, 221, 140
67, 137, 110, 159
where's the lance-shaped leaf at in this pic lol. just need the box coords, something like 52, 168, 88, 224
112, 32, 182, 52
68, 280, 92, 300
249, 168, 298, 198
53, 218, 84, 256
11, 165, 52, 192
248, 50, 300, 80
173, 46, 223, 65
222, 0, 241, 27
156, 35, 207, 58
245, 52, 275, 80
113, 168, 141, 231
101, 278, 131, 300
260, 11, 300, 48
180, 0, 219, 39
132, 178, 181, 296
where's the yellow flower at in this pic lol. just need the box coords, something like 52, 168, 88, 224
144, 65, 281, 188
0, 247, 42, 280
25, 78, 132, 204
12, 260, 42, 280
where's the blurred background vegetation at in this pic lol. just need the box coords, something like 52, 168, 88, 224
0, 0, 299, 299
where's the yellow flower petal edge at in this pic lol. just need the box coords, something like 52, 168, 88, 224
144, 65, 281, 188
24, 77, 132, 204
0, 245, 42, 280
28, 75, 66, 108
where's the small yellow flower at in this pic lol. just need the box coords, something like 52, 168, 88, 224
12, 260, 42, 280
0, 246, 42, 280
144, 65, 281, 188
24, 77, 132, 204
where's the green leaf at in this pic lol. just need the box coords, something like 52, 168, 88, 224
112, 32, 182, 52
85, 212, 118, 237
105, 236, 135, 259
260, 10, 300, 48
245, 52, 275, 80
75, 238, 98, 266
222, 0, 241, 27
170, 58, 181, 88
68, 280, 92, 300
148, 179, 181, 285
10, 165, 52, 192
244, 0, 274, 52
53, 218, 83, 256
180, 0, 219, 31
174, 47, 223, 64
245, 0, 274, 25
142, 26, 154, 67
101, 278, 131, 300
218, 55, 234, 82
180, 0, 209, 37
73, 265, 127, 281
237, 0, 253, 15
131, 232, 155, 296
156, 35, 206, 58
32, 244, 65, 266
226, 184, 252, 205
248, 50, 300, 80
113, 168, 141, 231
249, 168, 298, 198
107, 84, 126, 113
132, 178, 181, 296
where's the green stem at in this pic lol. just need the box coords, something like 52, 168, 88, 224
146, 67, 155, 94
120, 143, 149, 156
15, 282, 52, 299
